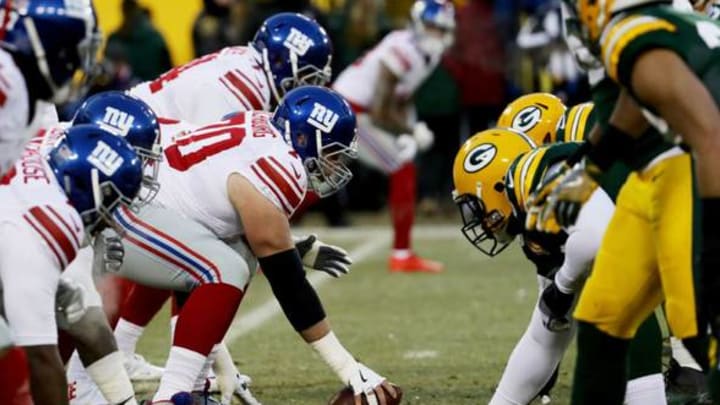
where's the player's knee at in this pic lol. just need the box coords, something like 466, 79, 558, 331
206, 256, 252, 291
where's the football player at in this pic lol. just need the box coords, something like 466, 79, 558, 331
0, 125, 144, 404
333, 0, 455, 273
93, 86, 399, 403
106, 13, 338, 402
452, 128, 666, 404
48, 91, 163, 405
0, 0, 100, 175
527, 0, 720, 403
0, 316, 32, 404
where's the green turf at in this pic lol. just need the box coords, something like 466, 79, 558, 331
135, 229, 576, 404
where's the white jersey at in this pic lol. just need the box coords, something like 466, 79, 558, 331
154, 111, 307, 239
0, 49, 59, 175
129, 46, 272, 126
333, 29, 441, 110
0, 130, 85, 269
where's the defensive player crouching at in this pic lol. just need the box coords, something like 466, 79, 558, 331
452, 128, 666, 405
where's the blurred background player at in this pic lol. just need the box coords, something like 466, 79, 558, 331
333, 0, 455, 273
0, 125, 144, 404
0, 0, 100, 175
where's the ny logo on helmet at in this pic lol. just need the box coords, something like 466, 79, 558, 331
88, 141, 124, 176
284, 28, 315, 56
100, 107, 135, 137
308, 103, 339, 133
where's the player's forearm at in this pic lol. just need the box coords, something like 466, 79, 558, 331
370, 106, 412, 134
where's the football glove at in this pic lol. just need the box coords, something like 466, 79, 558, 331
347, 363, 399, 405
93, 229, 125, 274
412, 121, 434, 151
218, 373, 261, 405
56, 277, 88, 330
396, 134, 418, 163
294, 234, 352, 278
528, 160, 599, 232
526, 163, 571, 234
538, 281, 575, 332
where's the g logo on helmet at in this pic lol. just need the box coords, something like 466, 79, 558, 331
307, 103, 339, 133
512, 106, 542, 133
464, 143, 496, 173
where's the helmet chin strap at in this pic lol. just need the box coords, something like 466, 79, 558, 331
23, 17, 64, 101
262, 48, 284, 105
90, 167, 102, 212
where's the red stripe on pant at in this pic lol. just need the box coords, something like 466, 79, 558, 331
390, 162, 416, 250
0, 347, 32, 405
173, 284, 244, 355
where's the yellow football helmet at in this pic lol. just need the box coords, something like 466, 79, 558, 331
452, 128, 536, 256
573, 0, 671, 42
561, 101, 595, 142
497, 93, 567, 146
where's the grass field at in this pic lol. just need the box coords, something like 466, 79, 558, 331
134, 222, 576, 404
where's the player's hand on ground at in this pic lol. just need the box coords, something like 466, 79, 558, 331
218, 372, 261, 405
294, 234, 352, 278
93, 229, 125, 274
56, 276, 88, 330
348, 363, 398, 405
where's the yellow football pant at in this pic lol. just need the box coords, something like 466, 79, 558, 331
575, 153, 699, 339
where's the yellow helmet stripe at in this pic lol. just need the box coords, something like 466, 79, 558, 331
516, 148, 544, 210
569, 104, 592, 142
602, 16, 676, 81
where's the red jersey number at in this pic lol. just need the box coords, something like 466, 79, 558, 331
165, 124, 246, 171
149, 52, 219, 94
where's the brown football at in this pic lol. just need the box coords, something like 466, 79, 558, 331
327, 383, 403, 405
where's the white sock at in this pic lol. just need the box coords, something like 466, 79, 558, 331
114, 319, 145, 355
624, 373, 666, 405
671, 336, 703, 371
192, 345, 219, 392
153, 346, 206, 401
170, 315, 178, 343
86, 351, 138, 405
391, 249, 411, 259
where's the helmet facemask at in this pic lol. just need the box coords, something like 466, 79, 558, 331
134, 146, 162, 208
67, 167, 136, 237
302, 129, 357, 197
263, 48, 332, 104
454, 193, 516, 257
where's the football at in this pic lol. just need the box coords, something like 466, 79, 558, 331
328, 384, 403, 405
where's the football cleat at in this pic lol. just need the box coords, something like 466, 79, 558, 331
389, 253, 444, 273
123, 353, 164, 381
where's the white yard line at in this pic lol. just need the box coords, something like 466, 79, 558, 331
225, 235, 389, 343
292, 224, 461, 240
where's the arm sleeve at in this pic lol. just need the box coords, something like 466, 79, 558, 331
600, 16, 678, 86
554, 188, 614, 293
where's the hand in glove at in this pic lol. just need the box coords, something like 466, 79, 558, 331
93, 230, 125, 274
347, 363, 399, 405
396, 134, 418, 164
294, 234, 352, 278
56, 277, 88, 330
412, 121, 434, 151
